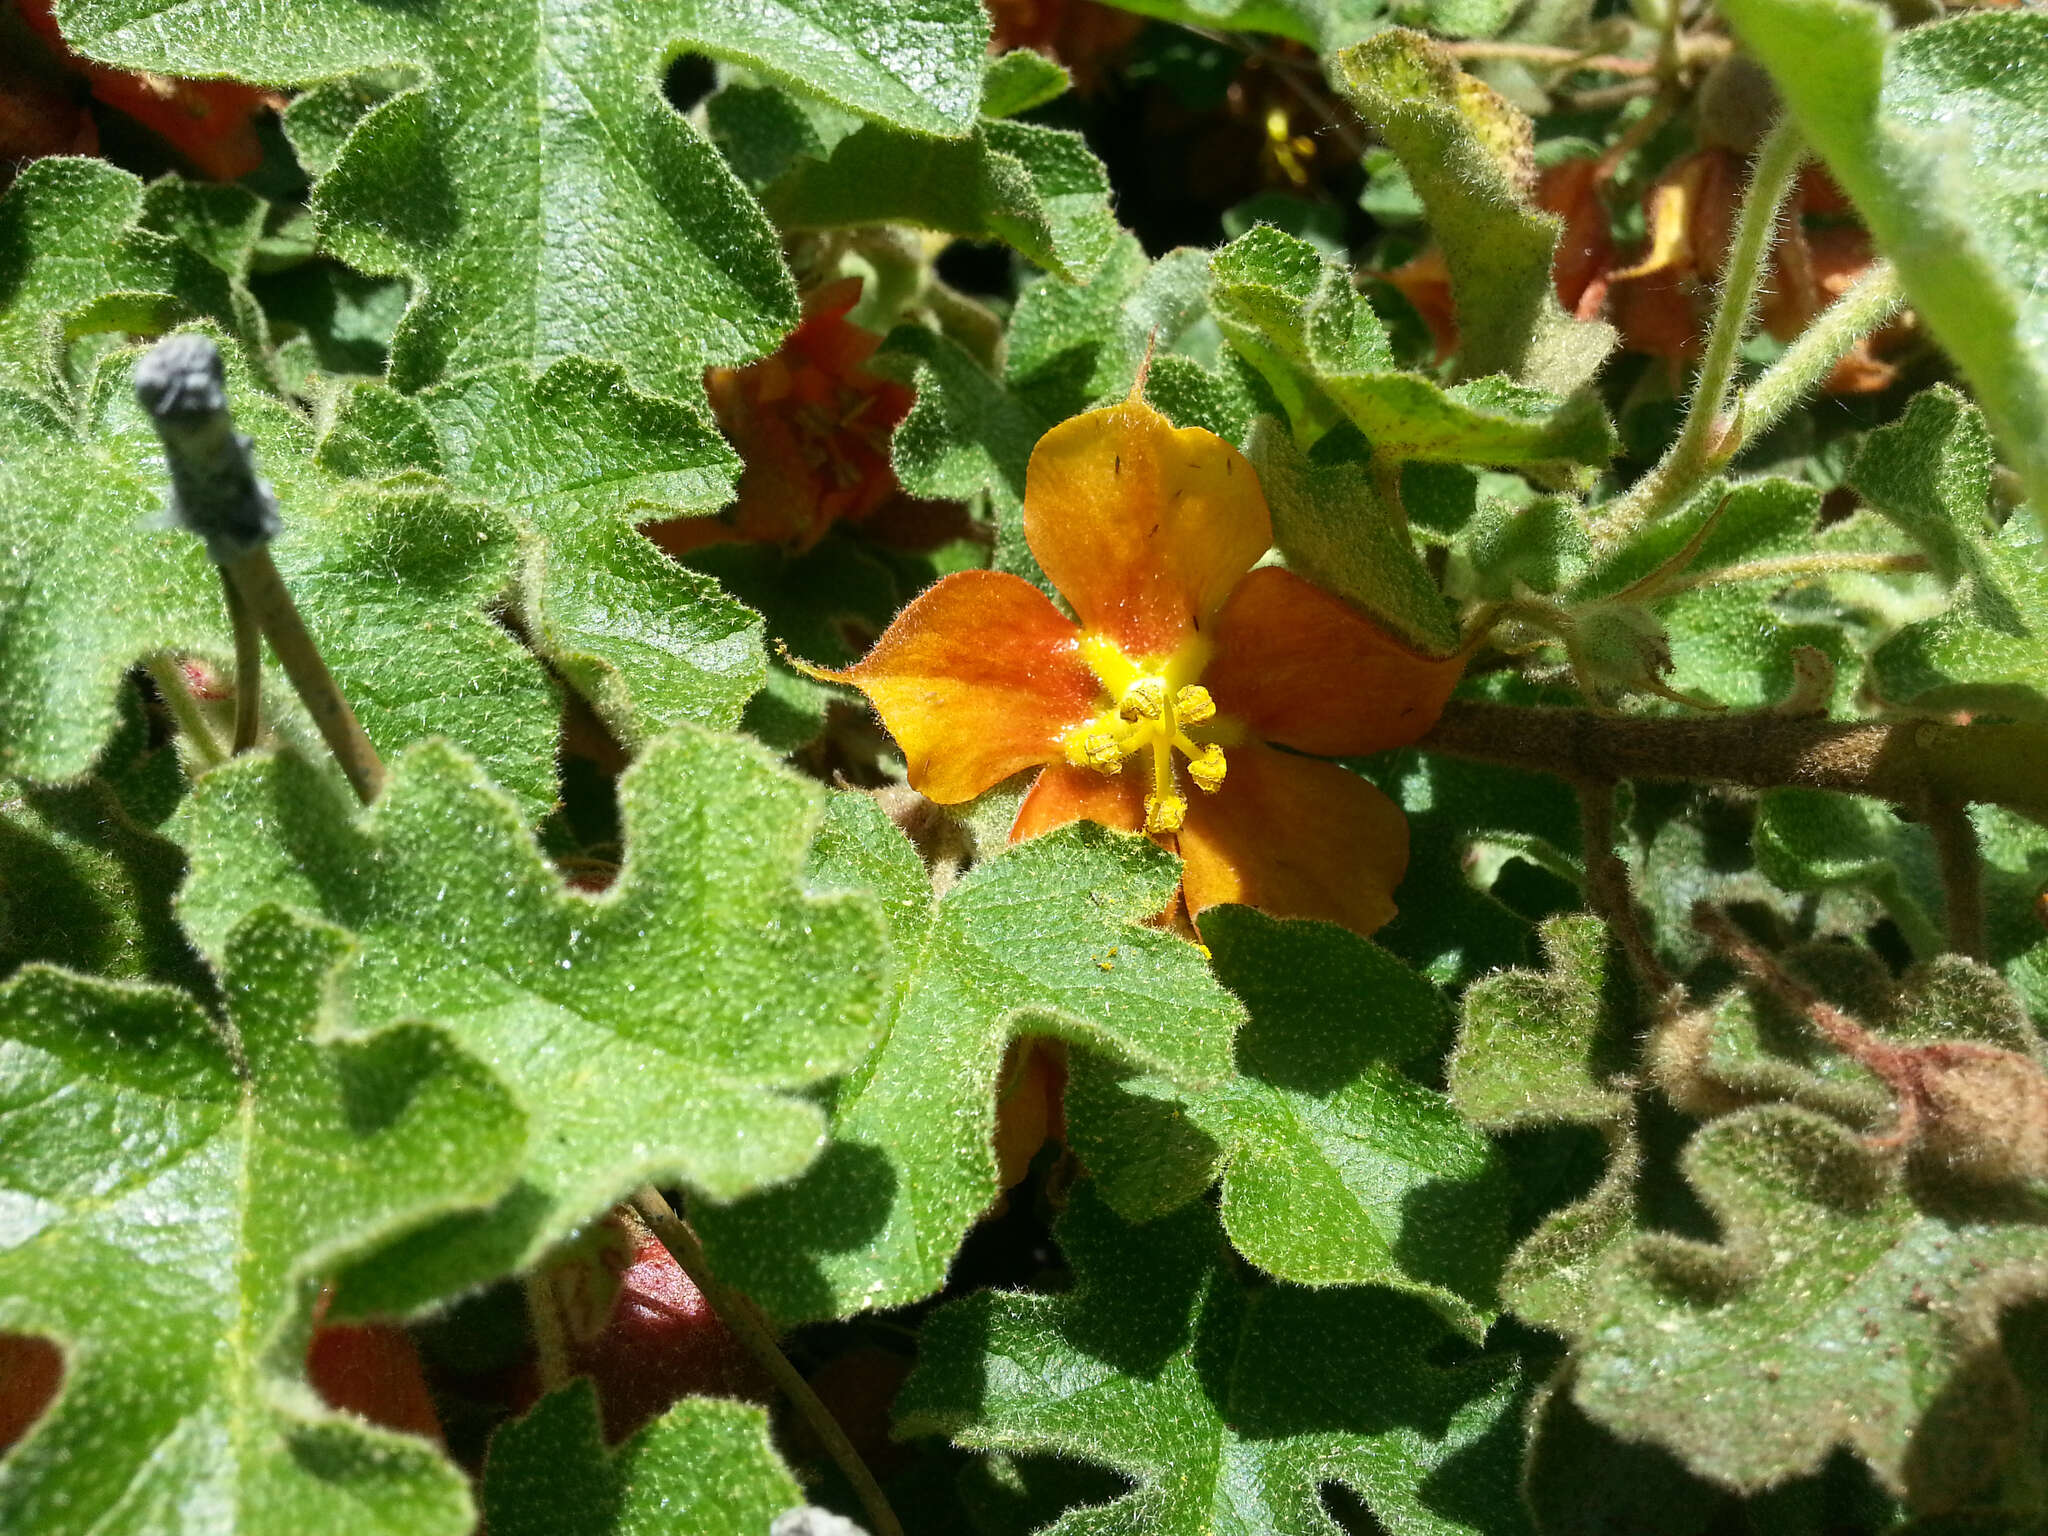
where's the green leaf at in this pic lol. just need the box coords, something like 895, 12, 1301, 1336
1851, 387, 2048, 720
1246, 419, 1461, 654
692, 794, 1241, 1323
0, 906, 526, 1534
896, 1180, 1533, 1536
172, 728, 885, 1307
483, 1381, 802, 1536
1575, 1103, 2048, 1500
1449, 915, 1640, 1338
319, 361, 763, 747
981, 49, 1072, 119
56, 0, 878, 398
763, 117, 1117, 280
1333, 30, 1615, 394
0, 159, 232, 400
1577, 478, 1862, 712
1712, 5, 2048, 520
1069, 906, 1511, 1335
1755, 790, 1946, 963
0, 772, 209, 996
0, 341, 559, 816
1209, 225, 1615, 471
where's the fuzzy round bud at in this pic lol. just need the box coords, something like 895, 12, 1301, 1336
1696, 55, 1781, 155
1914, 1047, 2048, 1186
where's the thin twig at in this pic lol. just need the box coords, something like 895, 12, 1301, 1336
220, 567, 262, 755
1417, 699, 2048, 822
524, 1270, 572, 1393
1577, 779, 1675, 997
1445, 39, 1658, 74
1923, 799, 1987, 960
144, 656, 227, 769
221, 548, 384, 805
632, 1187, 905, 1536
1590, 118, 1808, 555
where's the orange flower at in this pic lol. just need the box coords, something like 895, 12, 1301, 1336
828, 390, 1466, 937
15, 0, 278, 181
646, 277, 919, 557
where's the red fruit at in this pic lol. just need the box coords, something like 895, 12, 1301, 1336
549, 1211, 772, 1443
0, 1333, 63, 1452
306, 1320, 445, 1443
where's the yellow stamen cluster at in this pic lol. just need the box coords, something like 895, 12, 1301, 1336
1061, 634, 1232, 834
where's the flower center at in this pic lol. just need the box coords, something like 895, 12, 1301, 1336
1061, 633, 1232, 834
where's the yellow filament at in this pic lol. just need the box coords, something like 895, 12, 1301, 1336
1061, 632, 1228, 832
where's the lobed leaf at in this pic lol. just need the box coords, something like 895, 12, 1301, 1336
1449, 915, 1640, 1338
692, 793, 1241, 1323
1576, 1104, 2048, 1503
319, 360, 763, 748
0, 341, 558, 816
482, 1381, 802, 1536
896, 1180, 1532, 1536
1209, 225, 1615, 472
1069, 906, 1510, 1335
1333, 30, 1614, 394
0, 907, 527, 1535
173, 728, 885, 1308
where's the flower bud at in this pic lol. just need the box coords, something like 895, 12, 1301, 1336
1914, 1046, 2048, 1186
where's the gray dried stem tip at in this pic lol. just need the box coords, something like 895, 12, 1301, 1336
133, 333, 280, 563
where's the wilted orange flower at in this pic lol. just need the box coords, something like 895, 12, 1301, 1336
647, 277, 918, 557
15, 0, 278, 181
826, 388, 1466, 937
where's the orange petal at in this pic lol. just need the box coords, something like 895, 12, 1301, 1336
1023, 396, 1271, 660
1178, 744, 1409, 937
1009, 762, 1148, 843
840, 571, 1102, 804
1204, 567, 1464, 757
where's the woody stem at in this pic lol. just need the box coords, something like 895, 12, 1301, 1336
1590, 118, 1807, 557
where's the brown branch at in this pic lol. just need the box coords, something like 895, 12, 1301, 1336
1923, 799, 1987, 960
1417, 700, 2048, 822
1576, 779, 1675, 997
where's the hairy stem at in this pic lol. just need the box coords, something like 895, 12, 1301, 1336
220, 567, 262, 755
1659, 549, 1928, 595
1590, 118, 1807, 556
1924, 799, 1987, 961
1417, 700, 2048, 822
1734, 260, 1904, 447
1577, 780, 1674, 996
632, 1187, 905, 1536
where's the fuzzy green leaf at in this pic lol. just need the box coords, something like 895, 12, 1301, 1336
1069, 907, 1510, 1335
1333, 30, 1614, 394
172, 729, 885, 1308
52, 0, 988, 396
896, 1180, 1532, 1536
981, 49, 1072, 118
0, 906, 526, 1534
0, 341, 558, 814
319, 361, 762, 747
1246, 419, 1461, 654
1852, 387, 2048, 720
692, 793, 1241, 1323
1576, 1104, 2048, 1501
483, 1382, 802, 1536
763, 116, 1117, 280
1714, 5, 2048, 519
1450, 915, 1639, 1339
0, 159, 233, 400
1209, 226, 1615, 471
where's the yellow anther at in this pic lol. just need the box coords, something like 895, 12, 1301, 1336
1173, 685, 1216, 725
1145, 791, 1188, 834
1064, 727, 1126, 774
1186, 744, 1227, 793
1119, 677, 1166, 721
